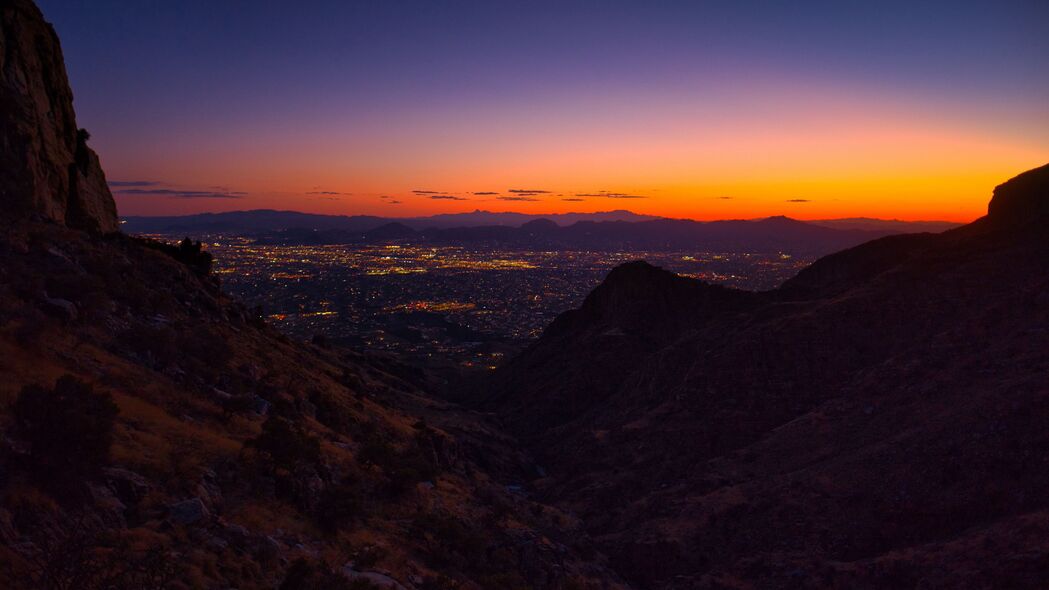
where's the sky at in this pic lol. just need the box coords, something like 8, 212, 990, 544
39, 0, 1049, 221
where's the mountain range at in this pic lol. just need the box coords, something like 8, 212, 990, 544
126, 209, 961, 259
121, 209, 664, 234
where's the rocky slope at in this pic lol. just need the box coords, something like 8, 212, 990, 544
0, 2, 624, 588
482, 163, 1049, 588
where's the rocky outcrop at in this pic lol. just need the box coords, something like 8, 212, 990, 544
0, 0, 117, 233
987, 162, 1049, 227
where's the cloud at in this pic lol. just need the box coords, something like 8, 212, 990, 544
115, 188, 246, 199
498, 196, 540, 202
429, 195, 467, 200
716, 196, 734, 200
561, 198, 586, 202
307, 191, 349, 196
412, 190, 444, 195
574, 191, 646, 199
786, 199, 812, 203
387, 200, 403, 204
575, 191, 647, 199
107, 180, 161, 187
508, 189, 550, 194
472, 191, 500, 195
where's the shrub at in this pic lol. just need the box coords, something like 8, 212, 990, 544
246, 415, 321, 471
279, 558, 377, 590
116, 324, 178, 368
314, 481, 365, 535
11, 375, 118, 494
310, 390, 357, 433
357, 433, 439, 495
137, 236, 213, 275
411, 512, 486, 569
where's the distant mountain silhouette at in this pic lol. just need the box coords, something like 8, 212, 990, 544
478, 163, 1049, 588
121, 208, 661, 234
252, 214, 955, 258
123, 209, 958, 255
811, 217, 960, 233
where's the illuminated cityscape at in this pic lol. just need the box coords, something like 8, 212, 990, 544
144, 234, 812, 369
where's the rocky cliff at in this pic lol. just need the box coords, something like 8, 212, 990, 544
0, 0, 117, 233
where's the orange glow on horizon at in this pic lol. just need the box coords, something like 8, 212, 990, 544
105, 80, 1048, 222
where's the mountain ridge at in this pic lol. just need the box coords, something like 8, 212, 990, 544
479, 162, 1049, 588
121, 208, 960, 237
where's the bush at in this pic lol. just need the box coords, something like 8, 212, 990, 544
137, 236, 213, 275
357, 433, 440, 495
309, 390, 357, 434
247, 415, 321, 471
279, 558, 378, 590
411, 512, 486, 569
314, 481, 365, 535
11, 375, 118, 493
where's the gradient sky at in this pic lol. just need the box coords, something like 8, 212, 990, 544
39, 0, 1049, 221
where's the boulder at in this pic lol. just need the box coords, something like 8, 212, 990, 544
103, 467, 151, 505
168, 497, 209, 525
43, 296, 77, 320
340, 566, 411, 590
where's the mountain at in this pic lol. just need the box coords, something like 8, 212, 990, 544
121, 209, 391, 234
122, 210, 959, 254
256, 216, 924, 258
0, 3, 625, 588
811, 218, 961, 234
478, 163, 1049, 588
121, 208, 662, 234
5, 1, 1047, 588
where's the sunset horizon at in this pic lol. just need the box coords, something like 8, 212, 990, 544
38, 0, 1048, 223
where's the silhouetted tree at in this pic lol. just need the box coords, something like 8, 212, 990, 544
134, 236, 213, 275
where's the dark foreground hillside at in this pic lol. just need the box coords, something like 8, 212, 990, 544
0, 1, 624, 588
483, 163, 1049, 589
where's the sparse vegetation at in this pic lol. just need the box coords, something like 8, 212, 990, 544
137, 236, 213, 275
279, 558, 378, 590
246, 415, 321, 471
314, 480, 365, 534
11, 375, 118, 495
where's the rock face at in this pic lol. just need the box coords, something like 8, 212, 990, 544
987, 162, 1049, 227
0, 0, 118, 233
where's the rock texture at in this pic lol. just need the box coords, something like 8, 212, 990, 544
0, 0, 117, 233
